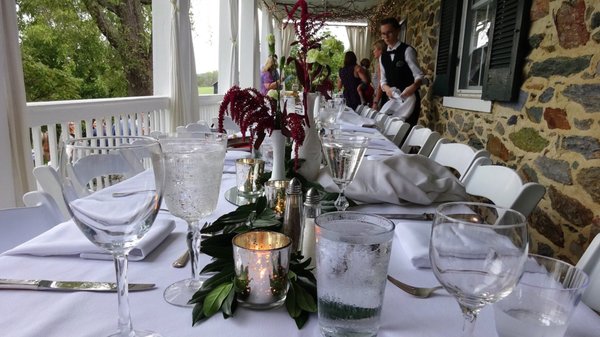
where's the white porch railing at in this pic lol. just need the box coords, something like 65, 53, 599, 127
26, 94, 223, 168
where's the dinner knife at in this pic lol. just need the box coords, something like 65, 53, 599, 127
374, 213, 435, 221
0, 279, 155, 292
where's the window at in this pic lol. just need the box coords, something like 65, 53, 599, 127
457, 0, 492, 94
433, 0, 530, 104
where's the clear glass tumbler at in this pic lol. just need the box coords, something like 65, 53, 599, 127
315, 212, 395, 337
493, 254, 589, 337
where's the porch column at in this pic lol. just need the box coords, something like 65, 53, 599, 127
260, 9, 274, 72
218, 0, 234, 93
239, 0, 259, 89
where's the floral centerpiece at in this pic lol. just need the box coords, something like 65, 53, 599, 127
218, 34, 306, 176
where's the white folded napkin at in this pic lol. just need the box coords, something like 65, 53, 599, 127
395, 221, 433, 268
5, 217, 175, 261
318, 154, 467, 205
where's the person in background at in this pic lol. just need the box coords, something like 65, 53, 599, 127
371, 39, 386, 110
337, 51, 370, 111
260, 55, 280, 95
379, 17, 424, 127
357, 58, 374, 106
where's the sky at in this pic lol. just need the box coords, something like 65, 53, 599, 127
190, 0, 349, 74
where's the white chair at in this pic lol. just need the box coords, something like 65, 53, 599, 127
0, 191, 63, 252
400, 125, 441, 156
429, 139, 491, 182
355, 104, 365, 114
176, 121, 211, 134
373, 113, 389, 131
31, 165, 70, 220
212, 116, 240, 133
576, 234, 600, 312
461, 164, 546, 217
384, 119, 411, 146
359, 107, 372, 118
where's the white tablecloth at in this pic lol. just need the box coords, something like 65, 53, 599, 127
1, 131, 599, 336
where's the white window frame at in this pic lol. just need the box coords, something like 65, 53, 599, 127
443, 0, 493, 112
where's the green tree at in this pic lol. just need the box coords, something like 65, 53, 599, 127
17, 0, 151, 101
197, 71, 218, 87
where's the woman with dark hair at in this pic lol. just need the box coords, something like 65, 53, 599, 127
337, 51, 370, 110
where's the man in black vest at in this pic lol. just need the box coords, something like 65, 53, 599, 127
379, 17, 424, 127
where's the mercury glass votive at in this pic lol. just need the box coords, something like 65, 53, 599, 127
232, 231, 291, 309
235, 158, 265, 195
264, 179, 290, 218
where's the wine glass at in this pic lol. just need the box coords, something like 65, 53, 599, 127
321, 133, 369, 211
160, 132, 227, 307
429, 202, 529, 337
58, 136, 164, 337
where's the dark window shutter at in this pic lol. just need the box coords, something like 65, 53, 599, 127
433, 0, 462, 97
482, 0, 531, 101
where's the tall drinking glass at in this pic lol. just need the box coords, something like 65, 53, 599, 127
160, 133, 227, 306
58, 136, 164, 337
429, 202, 529, 337
315, 212, 395, 337
321, 134, 369, 211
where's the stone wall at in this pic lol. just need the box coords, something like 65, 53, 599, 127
374, 0, 600, 263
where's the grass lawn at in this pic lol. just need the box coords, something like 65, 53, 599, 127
198, 86, 214, 94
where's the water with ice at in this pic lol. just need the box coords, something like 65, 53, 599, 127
316, 220, 393, 337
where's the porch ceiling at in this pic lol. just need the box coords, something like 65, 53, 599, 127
263, 0, 380, 23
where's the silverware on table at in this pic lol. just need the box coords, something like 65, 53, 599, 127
0, 279, 155, 292
172, 251, 190, 268
375, 213, 435, 221
386, 275, 444, 298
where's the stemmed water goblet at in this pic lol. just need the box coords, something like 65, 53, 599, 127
321, 133, 369, 211
58, 136, 164, 337
429, 202, 529, 337
160, 132, 227, 306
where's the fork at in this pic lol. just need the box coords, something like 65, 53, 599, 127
386, 275, 444, 298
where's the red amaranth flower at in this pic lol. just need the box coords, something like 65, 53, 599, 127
218, 86, 306, 163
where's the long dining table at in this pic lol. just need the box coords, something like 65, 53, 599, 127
1, 122, 599, 337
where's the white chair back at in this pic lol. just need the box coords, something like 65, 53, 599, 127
355, 104, 365, 114
359, 107, 372, 118
400, 125, 441, 156
0, 191, 63, 252
373, 113, 389, 131
576, 234, 600, 312
429, 139, 491, 182
384, 119, 411, 146
31, 165, 70, 220
176, 121, 211, 134
212, 116, 240, 133
461, 164, 546, 217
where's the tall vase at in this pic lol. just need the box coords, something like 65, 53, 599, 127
296, 93, 322, 181
270, 129, 286, 181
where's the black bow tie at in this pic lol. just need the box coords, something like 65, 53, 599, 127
387, 49, 397, 54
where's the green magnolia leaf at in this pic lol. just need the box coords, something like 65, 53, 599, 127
203, 282, 234, 317
201, 233, 237, 248
293, 310, 310, 329
285, 282, 302, 318
201, 266, 235, 290
292, 281, 317, 312
200, 245, 234, 259
255, 196, 267, 214
201, 258, 233, 274
221, 284, 237, 318
192, 302, 207, 325
188, 287, 212, 304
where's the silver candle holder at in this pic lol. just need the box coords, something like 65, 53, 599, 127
232, 231, 291, 309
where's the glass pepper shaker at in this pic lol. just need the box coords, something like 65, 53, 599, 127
301, 187, 321, 268
283, 177, 303, 252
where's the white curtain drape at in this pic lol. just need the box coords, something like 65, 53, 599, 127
346, 26, 371, 61
260, 10, 273, 70
229, 0, 239, 86
0, 1, 34, 207
169, 0, 199, 130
